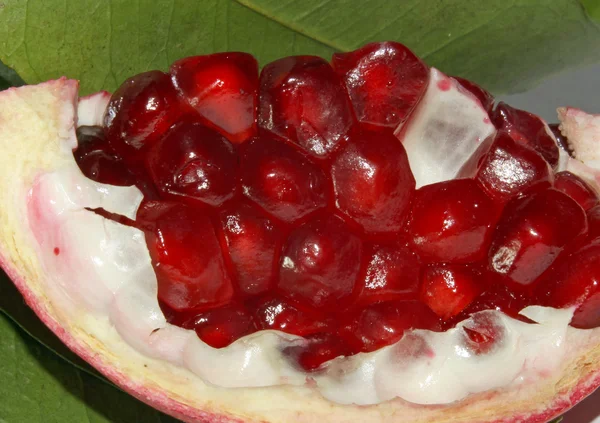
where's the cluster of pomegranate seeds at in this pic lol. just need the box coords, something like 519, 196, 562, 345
73, 42, 600, 372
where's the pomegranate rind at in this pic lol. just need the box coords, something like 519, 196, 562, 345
1, 79, 600, 423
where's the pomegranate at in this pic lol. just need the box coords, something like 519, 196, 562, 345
0, 42, 600, 423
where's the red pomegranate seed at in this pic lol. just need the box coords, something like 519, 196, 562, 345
420, 264, 483, 320
461, 282, 531, 321
341, 301, 441, 353
284, 333, 348, 371
489, 188, 588, 286
278, 215, 362, 308
548, 123, 573, 156
461, 313, 506, 355
332, 42, 428, 128
331, 126, 415, 234
258, 56, 354, 158
219, 202, 283, 296
193, 305, 256, 348
138, 201, 234, 312
146, 121, 238, 207
104, 71, 185, 162
407, 179, 499, 263
587, 205, 600, 239
536, 239, 600, 328
240, 134, 329, 223
453, 76, 494, 113
356, 243, 421, 305
171, 53, 258, 143
74, 126, 136, 186
553, 171, 598, 211
468, 131, 553, 204
492, 102, 559, 168
252, 296, 335, 336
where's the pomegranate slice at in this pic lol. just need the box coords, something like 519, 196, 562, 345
170, 53, 258, 143
258, 56, 354, 158
489, 188, 588, 286
332, 41, 428, 128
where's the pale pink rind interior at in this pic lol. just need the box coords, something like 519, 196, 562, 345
1, 79, 600, 423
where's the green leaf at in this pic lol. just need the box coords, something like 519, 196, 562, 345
0, 271, 109, 386
0, 312, 181, 423
580, 0, 600, 22
0, 0, 598, 96
237, 0, 600, 94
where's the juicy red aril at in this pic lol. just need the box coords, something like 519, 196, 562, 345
492, 102, 559, 168
193, 305, 256, 348
461, 313, 505, 355
219, 202, 282, 296
408, 179, 498, 263
139, 201, 234, 312
588, 205, 600, 239
467, 131, 552, 204
331, 126, 415, 234
356, 243, 420, 305
420, 264, 483, 320
146, 121, 238, 207
171, 53, 258, 143
553, 171, 598, 211
461, 282, 531, 322
104, 71, 184, 162
258, 56, 354, 158
341, 301, 441, 353
252, 296, 334, 336
284, 333, 348, 371
240, 134, 329, 223
279, 215, 362, 308
332, 41, 428, 128
536, 239, 600, 328
453, 76, 494, 113
489, 188, 588, 286
74, 126, 135, 186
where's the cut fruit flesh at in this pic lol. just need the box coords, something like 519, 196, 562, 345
1, 42, 600, 423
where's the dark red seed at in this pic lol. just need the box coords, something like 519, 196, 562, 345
468, 132, 553, 204
331, 126, 415, 234
492, 102, 559, 168
341, 301, 441, 353
278, 215, 362, 308
332, 42, 428, 128
284, 333, 349, 371
489, 188, 588, 286
461, 313, 506, 355
536, 239, 600, 328
240, 134, 329, 223
138, 201, 234, 312
193, 305, 256, 348
74, 126, 136, 186
171, 53, 258, 143
548, 123, 573, 157
553, 171, 598, 211
356, 243, 421, 305
258, 56, 354, 158
408, 179, 499, 263
453, 76, 494, 113
219, 202, 283, 296
104, 71, 185, 162
587, 205, 600, 239
461, 282, 531, 322
252, 296, 334, 336
420, 264, 483, 320
146, 121, 238, 207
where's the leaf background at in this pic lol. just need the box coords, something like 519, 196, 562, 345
0, 0, 599, 421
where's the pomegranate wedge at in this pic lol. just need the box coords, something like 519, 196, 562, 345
1, 43, 600, 423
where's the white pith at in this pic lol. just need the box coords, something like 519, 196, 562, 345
2, 75, 600, 422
